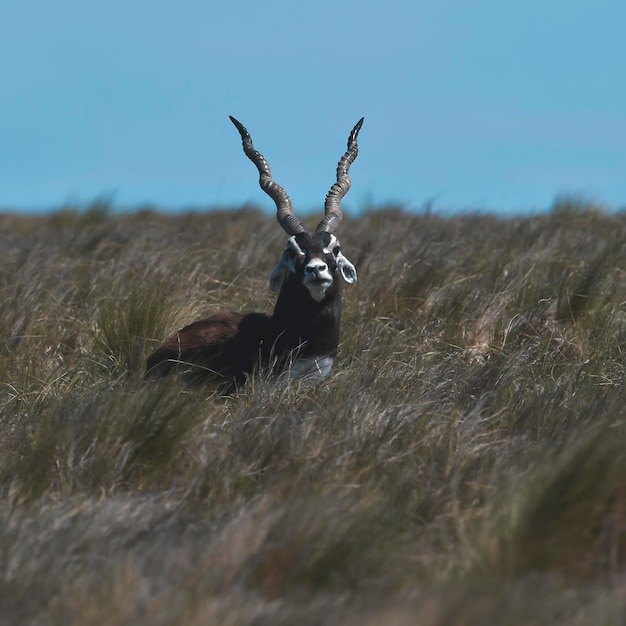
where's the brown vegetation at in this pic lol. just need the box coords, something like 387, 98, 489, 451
1, 201, 626, 624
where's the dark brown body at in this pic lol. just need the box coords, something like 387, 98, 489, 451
145, 265, 343, 387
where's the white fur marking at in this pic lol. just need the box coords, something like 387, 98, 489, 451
304, 279, 332, 302
289, 355, 334, 381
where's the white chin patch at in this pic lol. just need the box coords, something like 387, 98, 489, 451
305, 279, 332, 302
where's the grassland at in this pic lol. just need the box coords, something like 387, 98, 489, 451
1, 201, 626, 624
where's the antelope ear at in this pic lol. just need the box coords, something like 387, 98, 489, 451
269, 250, 291, 293
269, 236, 306, 293
337, 252, 357, 284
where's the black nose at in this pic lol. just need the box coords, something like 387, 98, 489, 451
305, 261, 327, 277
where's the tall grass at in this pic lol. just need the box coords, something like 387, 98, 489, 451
0, 202, 626, 624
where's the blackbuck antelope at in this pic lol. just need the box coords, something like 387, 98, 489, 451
145, 115, 363, 387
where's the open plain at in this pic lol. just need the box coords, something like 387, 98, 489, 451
1, 202, 625, 624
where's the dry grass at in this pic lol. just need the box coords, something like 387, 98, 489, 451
1, 202, 626, 624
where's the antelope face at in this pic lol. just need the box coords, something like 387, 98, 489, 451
270, 231, 357, 302
230, 115, 362, 303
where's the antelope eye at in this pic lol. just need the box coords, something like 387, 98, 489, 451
333, 246, 341, 255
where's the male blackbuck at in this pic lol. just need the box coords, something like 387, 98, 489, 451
145, 115, 363, 387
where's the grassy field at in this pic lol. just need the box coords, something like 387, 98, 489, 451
1, 201, 626, 624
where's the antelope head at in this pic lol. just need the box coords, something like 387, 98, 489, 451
229, 116, 362, 303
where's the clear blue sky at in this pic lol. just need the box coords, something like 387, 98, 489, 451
1, 1, 624, 215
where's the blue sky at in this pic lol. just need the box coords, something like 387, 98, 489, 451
1, 1, 624, 215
